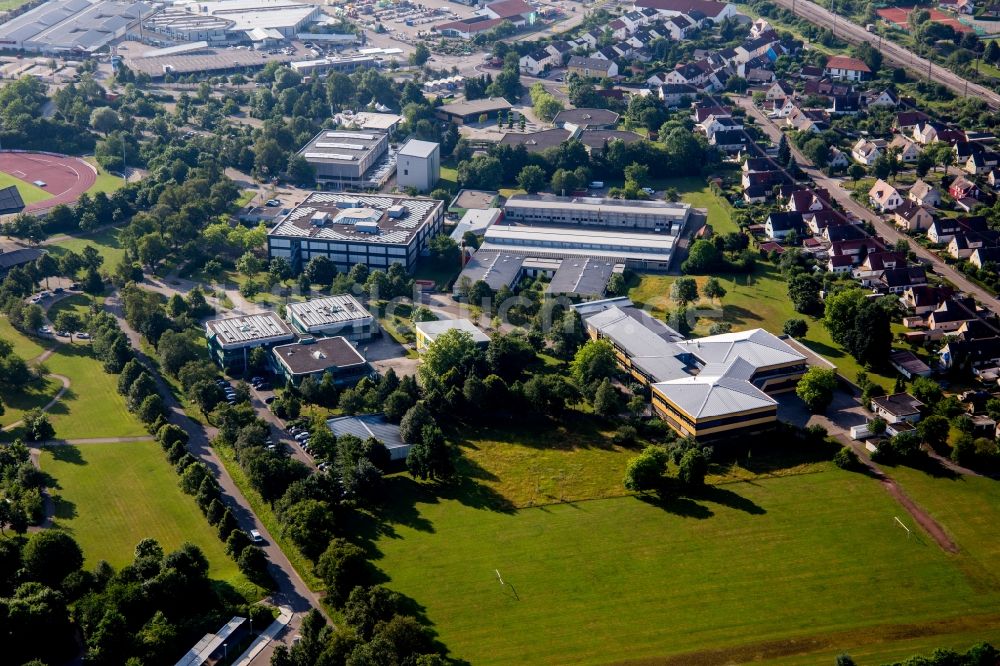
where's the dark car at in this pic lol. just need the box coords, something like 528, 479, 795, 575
264, 396, 276, 404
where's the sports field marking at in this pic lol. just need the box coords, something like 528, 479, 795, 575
0, 170, 51, 205
12, 169, 26, 178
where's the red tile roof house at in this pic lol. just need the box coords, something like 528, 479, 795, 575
824, 55, 872, 82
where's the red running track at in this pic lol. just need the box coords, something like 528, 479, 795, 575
0, 152, 97, 213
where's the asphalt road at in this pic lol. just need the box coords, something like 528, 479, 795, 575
734, 96, 1000, 318
103, 292, 326, 622
771, 0, 1000, 107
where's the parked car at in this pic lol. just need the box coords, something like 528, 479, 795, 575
266, 198, 281, 207
257, 382, 272, 391
264, 396, 276, 405
294, 432, 310, 442
249, 529, 263, 543
53, 287, 64, 294
76, 332, 90, 339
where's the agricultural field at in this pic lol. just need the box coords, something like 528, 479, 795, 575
39, 441, 259, 598
371, 463, 1000, 666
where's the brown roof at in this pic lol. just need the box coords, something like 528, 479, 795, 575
272, 337, 367, 376
826, 55, 871, 73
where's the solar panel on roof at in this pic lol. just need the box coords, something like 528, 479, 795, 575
325, 131, 376, 140
303, 152, 357, 161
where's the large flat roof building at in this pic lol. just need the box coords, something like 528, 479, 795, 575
0, 0, 151, 54
267, 192, 444, 274
145, 0, 320, 43
436, 97, 512, 125
285, 294, 377, 341
327, 414, 409, 460
581, 303, 808, 440
205, 312, 296, 371
503, 194, 691, 232
415, 318, 490, 351
298, 129, 392, 190
271, 336, 369, 386
480, 224, 680, 269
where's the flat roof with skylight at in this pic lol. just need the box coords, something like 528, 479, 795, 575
205, 313, 295, 350
269, 192, 442, 245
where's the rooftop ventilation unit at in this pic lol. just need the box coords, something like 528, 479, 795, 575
338, 199, 361, 209
311, 211, 330, 226
387, 205, 405, 218
356, 221, 380, 234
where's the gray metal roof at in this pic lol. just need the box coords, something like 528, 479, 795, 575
455, 249, 523, 292
415, 318, 490, 344
654, 370, 776, 419
286, 294, 372, 330
0, 186, 25, 214
205, 313, 295, 349
546, 257, 618, 298
397, 139, 439, 159
327, 414, 407, 449
673, 329, 805, 369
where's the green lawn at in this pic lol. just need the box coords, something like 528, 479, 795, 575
41, 343, 147, 439
46, 225, 127, 270
0, 374, 60, 431
48, 294, 100, 325
39, 441, 259, 598
654, 177, 740, 235
83, 157, 125, 196
0, 317, 47, 360
628, 266, 899, 389
371, 467, 1000, 666
0, 171, 52, 205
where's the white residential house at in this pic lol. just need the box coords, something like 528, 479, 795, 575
824, 55, 872, 81
749, 17, 771, 39
828, 147, 850, 169
871, 393, 924, 424
964, 151, 1000, 176
519, 48, 553, 75
766, 80, 793, 101
912, 122, 939, 145
889, 135, 921, 163
852, 138, 883, 166
869, 179, 903, 212
868, 88, 900, 108
909, 179, 942, 208
665, 14, 694, 40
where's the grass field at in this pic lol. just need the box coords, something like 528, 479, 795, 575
39, 441, 260, 598
0, 171, 52, 205
0, 317, 47, 360
628, 266, 898, 389
0, 374, 59, 431
371, 466, 1000, 666
83, 157, 125, 196
47, 225, 127, 270
42, 343, 147, 439
654, 176, 740, 235
47, 294, 100, 325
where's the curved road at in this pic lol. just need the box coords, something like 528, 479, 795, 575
102, 292, 325, 624
734, 96, 1000, 319
770, 0, 1000, 107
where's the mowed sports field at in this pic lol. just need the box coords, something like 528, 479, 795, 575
0, 151, 96, 212
372, 463, 1000, 665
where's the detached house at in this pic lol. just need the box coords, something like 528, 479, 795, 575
852, 138, 882, 166
893, 200, 935, 233
964, 151, 1000, 176
568, 56, 618, 79
909, 179, 941, 208
765, 211, 806, 240
824, 55, 871, 81
867, 88, 899, 108
658, 83, 697, 106
869, 179, 903, 212
519, 48, 553, 75
766, 80, 793, 101
949, 175, 980, 204
889, 135, 921, 163
895, 110, 931, 134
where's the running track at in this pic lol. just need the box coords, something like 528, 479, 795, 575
0, 151, 96, 213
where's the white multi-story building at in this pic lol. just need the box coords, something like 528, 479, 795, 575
395, 139, 440, 193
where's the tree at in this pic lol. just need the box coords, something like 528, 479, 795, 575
287, 154, 314, 186
409, 42, 431, 66
592, 378, 620, 417
23, 408, 55, 442
282, 499, 335, 561
399, 403, 434, 444
848, 164, 866, 182
678, 448, 708, 487
777, 134, 790, 165
237, 546, 270, 585
670, 277, 699, 306
406, 424, 454, 480
22, 530, 83, 587
343, 585, 402, 640
682, 239, 721, 274
90, 107, 119, 135
570, 339, 617, 388
53, 311, 82, 342
623, 445, 667, 492
910, 376, 942, 405
796, 367, 838, 413
833, 447, 860, 470
787, 274, 822, 314
516, 165, 546, 194
783, 318, 809, 338
418, 329, 481, 387
702, 276, 726, 303
316, 538, 370, 605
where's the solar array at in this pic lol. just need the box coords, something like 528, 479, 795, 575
315, 142, 368, 150
324, 131, 377, 140
303, 152, 357, 161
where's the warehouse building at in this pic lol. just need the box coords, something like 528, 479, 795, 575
327, 414, 409, 460
503, 194, 690, 231
267, 192, 444, 274
271, 336, 370, 386
144, 0, 321, 44
415, 318, 490, 351
205, 313, 296, 371
297, 129, 392, 190
0, 0, 150, 54
289, 55, 377, 77
580, 302, 808, 440
395, 139, 440, 193
285, 294, 378, 341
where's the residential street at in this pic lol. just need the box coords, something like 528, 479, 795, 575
769, 0, 1000, 108
734, 96, 1000, 318
103, 291, 326, 632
